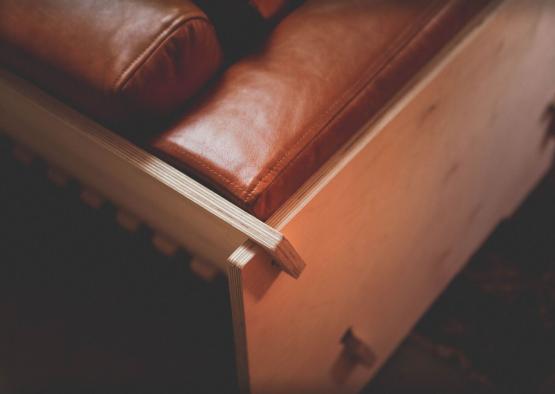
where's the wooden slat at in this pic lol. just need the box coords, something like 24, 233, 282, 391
80, 187, 105, 210
151, 233, 180, 257
115, 209, 141, 233
46, 166, 70, 187
229, 1, 555, 392
0, 70, 305, 277
190, 256, 223, 282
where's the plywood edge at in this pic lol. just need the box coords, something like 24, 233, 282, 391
227, 241, 275, 393
227, 262, 251, 394
227, 229, 303, 277
0, 69, 305, 277
228, 241, 261, 270
267, 0, 503, 231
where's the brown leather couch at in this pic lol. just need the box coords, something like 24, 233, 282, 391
0, 0, 489, 219
6, 1, 553, 393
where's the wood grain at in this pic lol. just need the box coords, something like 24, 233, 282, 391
230, 1, 555, 392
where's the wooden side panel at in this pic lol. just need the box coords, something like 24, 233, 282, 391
236, 1, 555, 392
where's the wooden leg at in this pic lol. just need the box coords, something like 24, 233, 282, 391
115, 209, 141, 233
190, 257, 222, 282
46, 166, 70, 187
79, 187, 105, 209
152, 233, 179, 257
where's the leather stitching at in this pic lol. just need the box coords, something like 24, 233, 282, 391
158, 142, 247, 193
241, 1, 446, 203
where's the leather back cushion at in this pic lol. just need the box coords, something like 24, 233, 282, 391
0, 0, 223, 131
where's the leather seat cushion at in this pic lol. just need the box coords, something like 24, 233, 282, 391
0, 0, 223, 130
151, 0, 491, 220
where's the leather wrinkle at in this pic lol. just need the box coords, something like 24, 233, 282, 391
115, 13, 211, 94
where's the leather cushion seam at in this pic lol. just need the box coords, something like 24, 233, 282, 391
242, 1, 443, 203
156, 141, 248, 192
156, 1, 447, 203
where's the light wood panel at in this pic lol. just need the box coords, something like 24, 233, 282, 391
230, 0, 555, 392
0, 70, 305, 277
